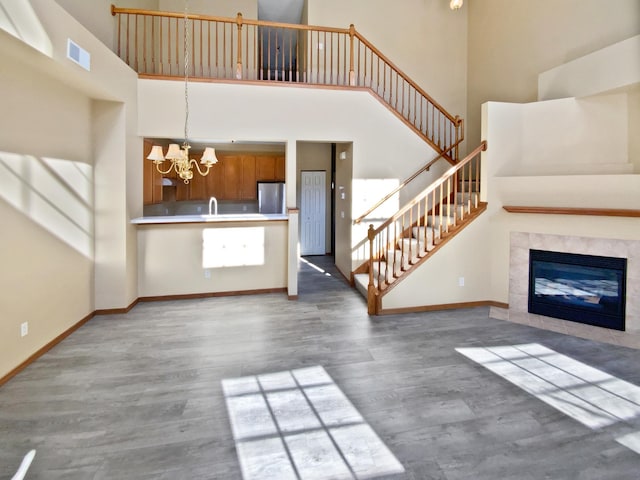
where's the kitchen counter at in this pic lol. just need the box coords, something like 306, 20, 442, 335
131, 213, 288, 225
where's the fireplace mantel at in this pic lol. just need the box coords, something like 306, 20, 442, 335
503, 206, 640, 217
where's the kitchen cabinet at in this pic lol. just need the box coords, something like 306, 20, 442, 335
207, 158, 225, 200
223, 155, 242, 199
241, 156, 257, 199
275, 156, 285, 181
143, 140, 163, 205
256, 155, 276, 181
142, 149, 286, 203
188, 158, 208, 200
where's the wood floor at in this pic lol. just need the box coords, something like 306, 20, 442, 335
1, 255, 639, 479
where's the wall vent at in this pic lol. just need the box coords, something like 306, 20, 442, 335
67, 38, 90, 71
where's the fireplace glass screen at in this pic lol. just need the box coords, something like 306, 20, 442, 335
528, 249, 626, 331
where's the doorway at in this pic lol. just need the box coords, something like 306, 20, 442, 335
300, 171, 326, 255
257, 0, 305, 81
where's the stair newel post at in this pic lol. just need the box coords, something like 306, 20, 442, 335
235, 12, 243, 79
367, 224, 376, 315
349, 24, 356, 86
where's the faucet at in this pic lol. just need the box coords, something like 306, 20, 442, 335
208, 196, 218, 216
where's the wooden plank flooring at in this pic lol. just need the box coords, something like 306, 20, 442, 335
1, 255, 639, 479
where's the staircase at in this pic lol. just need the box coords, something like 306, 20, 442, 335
353, 142, 488, 315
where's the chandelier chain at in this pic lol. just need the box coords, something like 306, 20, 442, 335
183, 0, 190, 147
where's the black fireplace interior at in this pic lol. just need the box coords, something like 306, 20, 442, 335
528, 249, 627, 331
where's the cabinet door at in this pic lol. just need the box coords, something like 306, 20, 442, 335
275, 156, 285, 181
143, 145, 154, 205
256, 155, 276, 181
223, 156, 242, 200
143, 140, 163, 205
206, 158, 225, 199
189, 158, 208, 201
241, 155, 257, 199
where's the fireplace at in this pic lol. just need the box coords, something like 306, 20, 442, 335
528, 249, 627, 331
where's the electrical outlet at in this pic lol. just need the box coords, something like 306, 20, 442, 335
458, 277, 465, 287
204, 269, 211, 279
21, 322, 28, 337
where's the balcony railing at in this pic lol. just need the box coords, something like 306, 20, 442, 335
112, 5, 463, 161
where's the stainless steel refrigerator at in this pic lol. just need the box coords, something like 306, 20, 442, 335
257, 182, 286, 214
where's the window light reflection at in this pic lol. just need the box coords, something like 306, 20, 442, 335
202, 227, 265, 268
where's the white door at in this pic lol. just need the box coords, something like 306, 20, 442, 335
300, 171, 326, 255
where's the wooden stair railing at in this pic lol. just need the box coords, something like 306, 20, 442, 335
363, 141, 487, 315
353, 139, 464, 225
111, 5, 462, 161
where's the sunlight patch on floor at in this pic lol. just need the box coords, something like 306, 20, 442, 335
616, 431, 640, 455
456, 343, 640, 431
300, 257, 333, 277
223, 366, 404, 479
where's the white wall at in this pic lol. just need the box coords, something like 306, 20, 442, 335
630, 88, 640, 171
0, 49, 94, 378
137, 222, 288, 296
0, 0, 140, 378
55, 0, 159, 50
467, 0, 640, 148
159, 0, 256, 19
499, 94, 630, 176
538, 35, 640, 101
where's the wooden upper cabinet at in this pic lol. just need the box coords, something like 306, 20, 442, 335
143, 141, 154, 205
223, 155, 242, 200
188, 154, 208, 201
207, 158, 225, 199
143, 140, 163, 205
256, 155, 276, 181
241, 155, 257, 200
275, 156, 285, 181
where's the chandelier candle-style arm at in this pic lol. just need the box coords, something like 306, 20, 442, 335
146, 144, 219, 183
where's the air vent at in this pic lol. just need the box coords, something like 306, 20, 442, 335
67, 38, 90, 71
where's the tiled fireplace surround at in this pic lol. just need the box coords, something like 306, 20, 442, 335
491, 232, 640, 350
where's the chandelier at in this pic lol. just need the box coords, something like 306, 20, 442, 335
146, 1, 218, 184
450, 0, 463, 10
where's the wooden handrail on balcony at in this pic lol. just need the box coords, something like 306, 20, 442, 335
111, 5, 463, 161
365, 141, 487, 314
